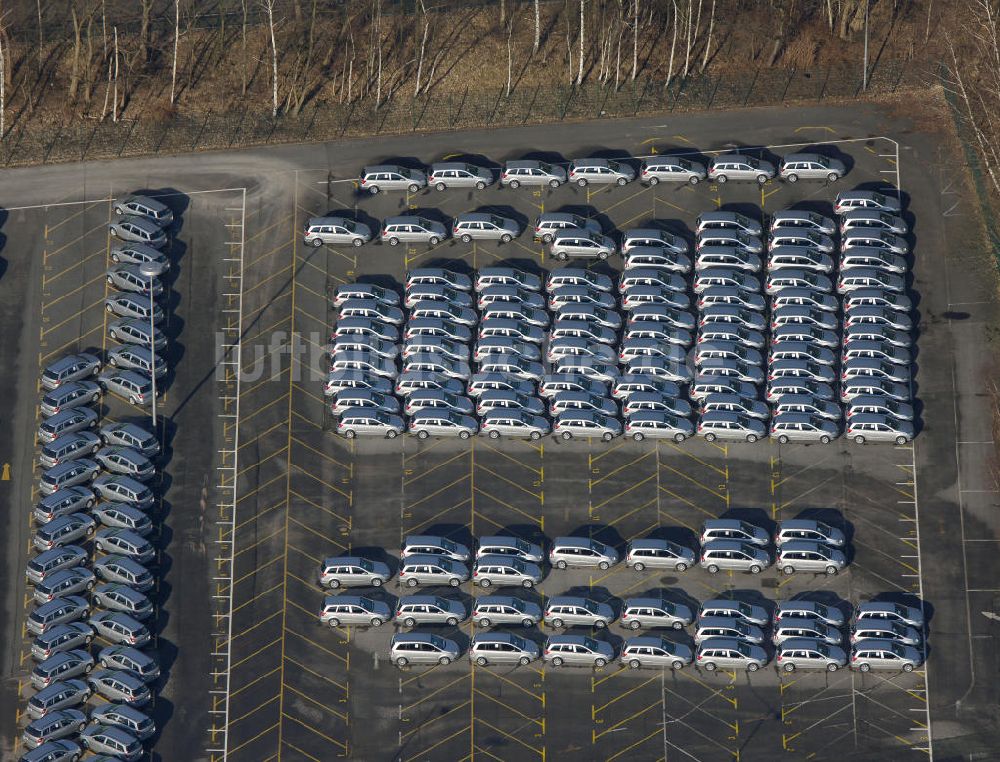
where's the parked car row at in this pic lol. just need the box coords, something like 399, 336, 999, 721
20, 194, 175, 762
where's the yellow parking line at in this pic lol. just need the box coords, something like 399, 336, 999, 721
279, 738, 324, 762
229, 665, 282, 699
591, 475, 658, 514
289, 490, 350, 527
404, 437, 450, 464
40, 296, 106, 338
231, 581, 284, 614
229, 697, 280, 727
45, 200, 107, 234
43, 247, 108, 288
288, 543, 323, 565
404, 450, 470, 486
244, 263, 294, 296
593, 702, 661, 741
289, 515, 351, 548
39, 324, 103, 364
606, 726, 663, 762
238, 445, 289, 477
290, 465, 352, 502
234, 526, 285, 556
285, 628, 348, 666
405, 726, 470, 760
280, 714, 348, 753
474, 667, 544, 703
284, 655, 348, 693
222, 609, 282, 644
662, 443, 728, 477
41, 272, 107, 311
44, 221, 109, 260
474, 462, 541, 500
674, 668, 738, 708
599, 184, 651, 217
405, 474, 471, 512
476, 441, 543, 475
291, 408, 326, 432
405, 496, 472, 534
473, 489, 541, 526
403, 697, 471, 739
654, 196, 693, 214
236, 472, 286, 503
602, 495, 658, 529
236, 393, 291, 428
474, 717, 539, 754
658, 464, 728, 501
282, 684, 348, 722
401, 673, 469, 715
589, 439, 630, 465
291, 436, 351, 471
230, 636, 283, 669
238, 421, 287, 451
590, 451, 654, 487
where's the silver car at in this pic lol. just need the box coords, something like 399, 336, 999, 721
479, 410, 550, 440
851, 621, 922, 647
467, 373, 536, 398
468, 632, 540, 666
768, 228, 835, 253
700, 305, 766, 332
26, 679, 92, 720
318, 556, 391, 589
331, 351, 399, 379
105, 292, 164, 323
406, 318, 471, 343
855, 601, 924, 629
500, 159, 567, 188
842, 229, 909, 255
769, 210, 836, 234
708, 154, 776, 184
834, 190, 903, 215
841, 358, 909, 385
549, 536, 618, 569
37, 408, 100, 445
544, 596, 615, 629
92, 503, 153, 536
769, 359, 836, 385
766, 269, 833, 295
694, 616, 765, 645
698, 412, 767, 443
39, 460, 101, 496
696, 210, 763, 236
108, 216, 167, 248
331, 389, 400, 416
779, 153, 846, 182
624, 246, 692, 273
625, 538, 696, 572
403, 389, 474, 417
620, 635, 693, 670
697, 230, 765, 256
26, 596, 91, 636
553, 410, 621, 441
550, 390, 617, 417
695, 246, 762, 272
472, 596, 543, 628
776, 540, 847, 575
390, 633, 461, 666
766, 378, 835, 403
326, 371, 394, 397
106, 265, 163, 299
398, 554, 469, 587
840, 247, 908, 274
472, 555, 543, 588
335, 282, 400, 307
838, 268, 906, 294
696, 638, 768, 671
113, 194, 173, 225
620, 598, 693, 630
401, 535, 471, 562
41, 353, 102, 391
108, 318, 168, 352
775, 519, 846, 547
453, 212, 520, 243
694, 268, 762, 294
92, 584, 153, 620
770, 413, 839, 444
846, 414, 914, 445
405, 268, 472, 292
543, 635, 615, 667
34, 488, 96, 525
544, 373, 611, 398
700, 393, 768, 420
475, 267, 543, 292
772, 618, 843, 645
479, 356, 545, 382
569, 157, 635, 186
428, 162, 493, 190
770, 288, 839, 313
21, 708, 87, 748
93, 555, 154, 592
87, 612, 151, 647
475, 389, 545, 416
622, 228, 689, 256
479, 318, 544, 345
844, 305, 912, 332
700, 540, 772, 574
476, 536, 544, 563
380, 216, 447, 246
79, 724, 143, 760
93, 528, 155, 564
841, 209, 907, 235
33, 514, 96, 552
850, 640, 922, 672
622, 284, 690, 311
409, 410, 478, 439
477, 285, 546, 312
302, 216, 372, 247
641, 156, 707, 185
697, 324, 765, 349
98, 369, 154, 406
769, 342, 836, 366
107, 345, 166, 378
846, 396, 914, 422
767, 246, 834, 274
776, 639, 847, 672
775, 600, 845, 627
533, 212, 602, 243
842, 340, 911, 366
32, 568, 96, 605
360, 164, 427, 193
30, 623, 94, 662
549, 229, 617, 261
87, 669, 151, 707
624, 411, 694, 442
40, 381, 101, 418
394, 595, 466, 627
38, 432, 101, 469
404, 336, 472, 364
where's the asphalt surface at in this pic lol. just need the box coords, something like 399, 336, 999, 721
0, 103, 996, 762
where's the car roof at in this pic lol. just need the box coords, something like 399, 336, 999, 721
624, 597, 670, 607
507, 159, 547, 168
698, 637, 746, 649
401, 553, 460, 565
552, 229, 600, 241
473, 631, 525, 644
703, 539, 759, 552
392, 632, 455, 645
398, 594, 458, 605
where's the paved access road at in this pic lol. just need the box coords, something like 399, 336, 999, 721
0, 104, 996, 762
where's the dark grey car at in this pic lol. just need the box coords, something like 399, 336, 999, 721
109, 216, 167, 248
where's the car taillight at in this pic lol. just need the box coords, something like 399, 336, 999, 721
641, 167, 649, 175
398, 570, 405, 576
360, 177, 367, 184
696, 653, 703, 660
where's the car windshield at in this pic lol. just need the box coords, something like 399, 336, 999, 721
441, 539, 458, 552
890, 643, 905, 656
746, 157, 760, 168
583, 600, 600, 613
872, 192, 887, 204
539, 162, 553, 173
815, 156, 830, 167
583, 637, 599, 651
737, 642, 753, 656
359, 558, 374, 572
430, 634, 445, 647
490, 215, 505, 227
608, 160, 622, 172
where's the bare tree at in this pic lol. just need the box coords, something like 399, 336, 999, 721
138, 0, 153, 65
240, 0, 249, 95
631, 0, 639, 80
170, 0, 179, 104
683, 0, 692, 77
0, 12, 7, 138
701, 0, 715, 72
414, 1, 429, 97
506, 13, 515, 96
666, 0, 678, 86
534, 0, 540, 53
70, 4, 83, 102
262, 0, 278, 117
36, 0, 43, 71
577, 0, 585, 85
112, 26, 119, 122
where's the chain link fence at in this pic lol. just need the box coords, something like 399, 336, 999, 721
1, 58, 919, 168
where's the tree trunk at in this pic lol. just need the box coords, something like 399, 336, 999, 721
666, 0, 677, 86
170, 0, 179, 103
139, 0, 152, 65
265, 0, 278, 117
700, 0, 715, 72
683, 0, 692, 77
577, 0, 585, 85
70, 5, 82, 102
414, 5, 429, 97
0, 23, 6, 138
36, 0, 44, 72
83, 15, 93, 104
631, 0, 639, 80
534, 0, 540, 53
241, 0, 248, 95
506, 16, 514, 96
112, 26, 119, 122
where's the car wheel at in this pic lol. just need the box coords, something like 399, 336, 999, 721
827, 173, 840, 183
446, 616, 459, 626
825, 565, 839, 576
459, 430, 471, 440
521, 618, 533, 628
707, 564, 719, 574
476, 656, 488, 666
406, 578, 419, 588
408, 183, 420, 193
109, 226, 119, 237
704, 661, 717, 671
368, 186, 380, 195
555, 560, 567, 570
673, 432, 687, 443
576, 178, 588, 187
648, 176, 660, 186
827, 663, 839, 672
902, 662, 914, 673
479, 617, 492, 627
716, 175, 727, 184
435, 182, 447, 191
489, 429, 500, 439
461, 234, 473, 243
344, 430, 356, 439
370, 617, 384, 627
756, 175, 768, 185
896, 436, 909, 445
594, 657, 608, 667
704, 433, 717, 442
786, 174, 798, 183
476, 181, 487, 190
746, 433, 759, 443
747, 662, 760, 672
522, 579, 534, 589
107, 276, 115, 285
688, 175, 701, 185
500, 233, 513, 244
784, 662, 795, 672
859, 662, 871, 672
352, 237, 364, 247
820, 435, 831, 444
479, 578, 492, 588
371, 578, 383, 587
551, 656, 564, 666
101, 658, 111, 668
776, 434, 790, 445
111, 251, 121, 263
601, 432, 613, 442
509, 180, 521, 189
417, 430, 429, 440
327, 579, 341, 589
548, 179, 560, 188
402, 616, 417, 627
106, 304, 115, 313
629, 620, 641, 631
561, 431, 572, 440
542, 233, 553, 243
617, 177, 628, 186
529, 430, 541, 441
671, 620, 684, 631
110, 329, 120, 340
309, 238, 324, 248
631, 561, 646, 572
327, 617, 341, 628
386, 429, 398, 439
551, 618, 564, 628
854, 435, 866, 444
750, 564, 763, 574
449, 577, 461, 587
781, 564, 796, 575
632, 432, 645, 441
598, 561, 610, 570
395, 657, 408, 666
388, 237, 400, 246
85, 579, 95, 590
513, 655, 529, 666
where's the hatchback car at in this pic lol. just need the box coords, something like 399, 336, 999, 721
549, 536, 618, 569
842, 229, 909, 255
850, 640, 922, 672
92, 583, 153, 620
549, 229, 617, 261
475, 389, 545, 417
96, 645, 160, 682
552, 411, 621, 441
109, 216, 167, 248
775, 519, 845, 548
620, 598, 693, 630
37, 408, 100, 446
854, 601, 924, 629
777, 540, 847, 575
394, 595, 466, 627
106, 345, 166, 379
621, 390, 693, 418
319, 595, 391, 628
477, 285, 545, 312
533, 212, 601, 243
398, 555, 469, 587
700, 540, 772, 574
624, 411, 695, 442
326, 371, 395, 398
453, 212, 520, 243
475, 267, 543, 292
93, 555, 154, 592
468, 632, 540, 666
696, 638, 768, 671
87, 669, 151, 707
38, 432, 101, 469
500, 159, 567, 188
21, 709, 87, 749
427, 161, 493, 190
699, 305, 766, 332
88, 611, 151, 647
390, 633, 461, 666
409, 410, 478, 439
625, 538, 695, 571
624, 245, 693, 273
472, 596, 543, 628
700, 393, 768, 420
698, 412, 767, 443
694, 616, 765, 645
26, 680, 91, 720
98, 370, 154, 407
30, 623, 94, 662
770, 414, 840, 444
33, 514, 96, 552
851, 621, 922, 647
846, 396, 914, 422
402, 389, 473, 417
336, 409, 405, 439
479, 410, 550, 440
775, 600, 845, 627
405, 317, 470, 343
779, 153, 846, 182
32, 568, 96, 605
107, 318, 167, 352
38, 460, 101, 496
772, 617, 842, 646
641, 157, 707, 185
92, 475, 154, 510
40, 382, 101, 418
543, 635, 615, 667
302, 216, 372, 247
79, 724, 143, 761
27, 596, 91, 636
317, 556, 391, 589
90, 703, 156, 742
92, 504, 151, 538
834, 190, 903, 215
472, 556, 543, 588
106, 264, 163, 298
843, 305, 913, 332
41, 353, 102, 391
360, 164, 427, 194
708, 154, 776, 184
769, 209, 837, 234
776, 638, 847, 672
544, 596, 615, 629
331, 389, 400, 416
569, 157, 635, 186
380, 216, 447, 246
105, 292, 165, 323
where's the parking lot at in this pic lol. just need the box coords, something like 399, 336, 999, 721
220, 139, 936, 762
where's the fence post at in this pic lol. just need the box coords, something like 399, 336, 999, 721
80, 120, 101, 161
339, 101, 356, 137
596, 82, 613, 117
302, 101, 321, 139
265, 115, 280, 144
633, 78, 651, 116
154, 118, 172, 154
706, 76, 722, 109
190, 110, 211, 151
743, 68, 760, 106
376, 100, 394, 134
117, 117, 139, 157
669, 77, 686, 111
559, 84, 576, 120
451, 86, 469, 128
487, 85, 506, 125
817, 68, 831, 100
42, 119, 66, 163
780, 67, 796, 102
891, 63, 906, 92
522, 85, 541, 125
